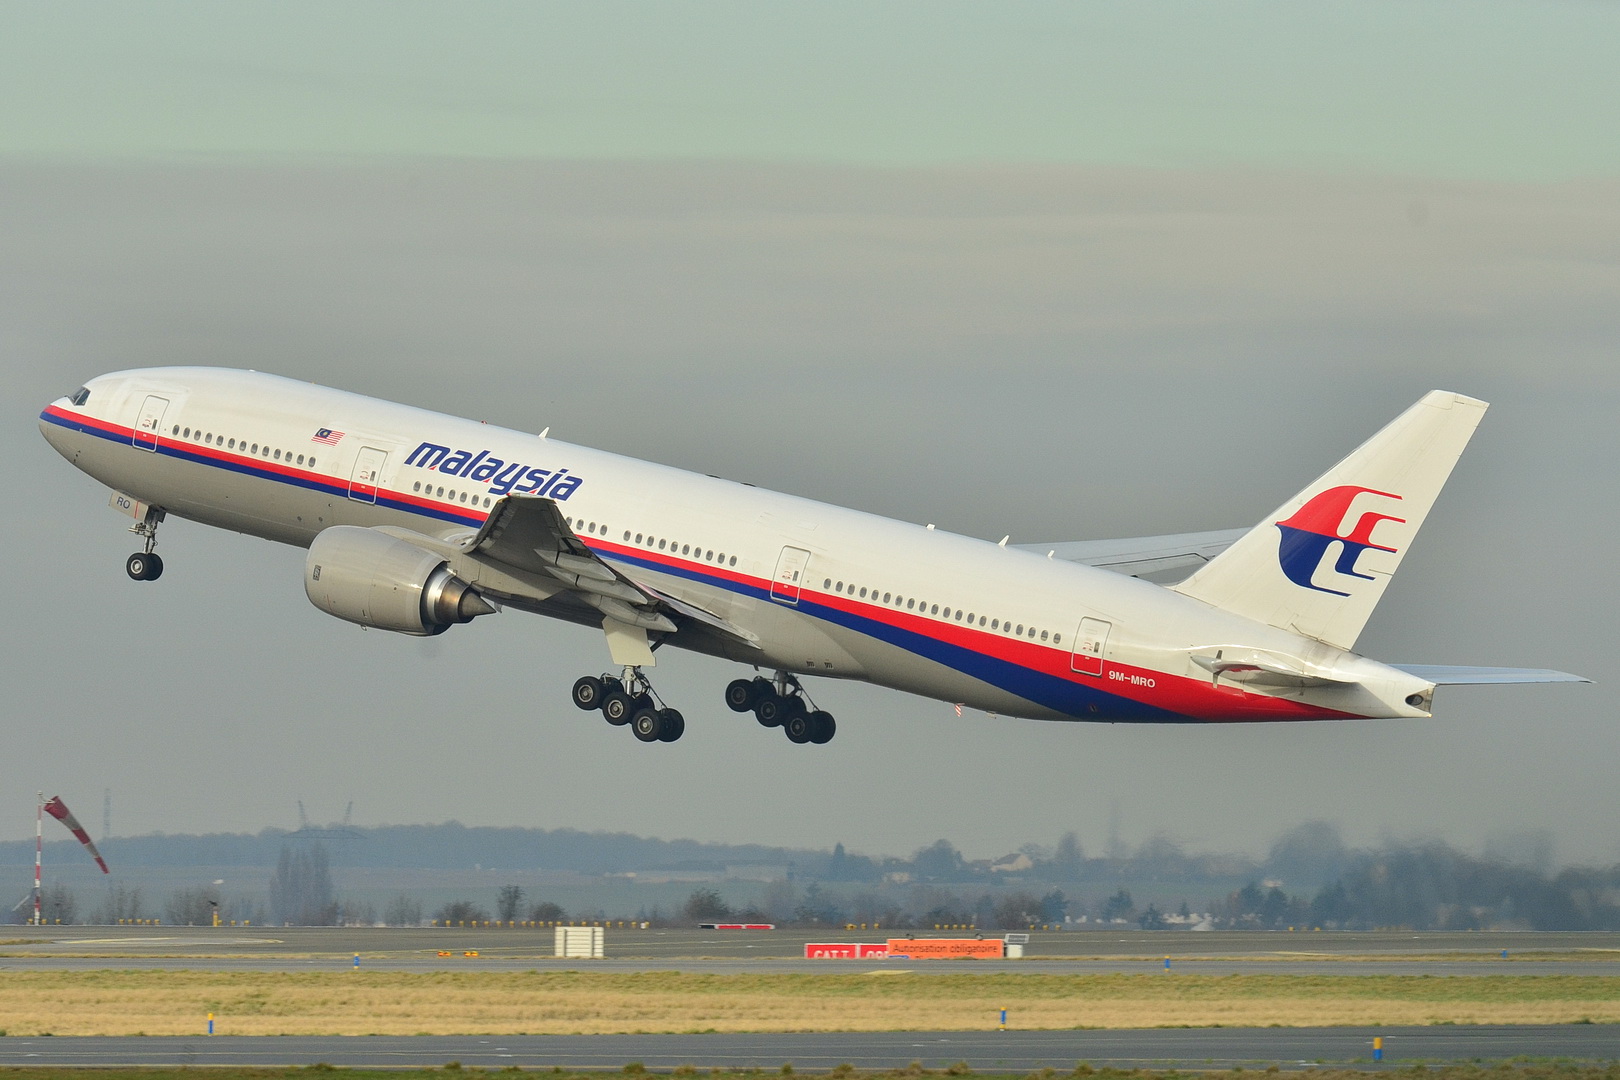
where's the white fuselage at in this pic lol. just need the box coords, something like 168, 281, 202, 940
40, 368, 1432, 723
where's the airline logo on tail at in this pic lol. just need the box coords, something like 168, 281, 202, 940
1275, 486, 1406, 597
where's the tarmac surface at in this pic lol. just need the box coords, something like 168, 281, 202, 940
2, 1027, 1618, 1070
4, 926, 1620, 975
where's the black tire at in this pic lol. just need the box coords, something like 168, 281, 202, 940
808, 711, 836, 745
631, 707, 664, 742
755, 694, 784, 728
783, 711, 812, 744
126, 552, 161, 581
571, 676, 607, 711
724, 679, 756, 712
657, 709, 685, 743
602, 692, 635, 726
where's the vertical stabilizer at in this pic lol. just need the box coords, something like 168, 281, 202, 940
1171, 391, 1487, 650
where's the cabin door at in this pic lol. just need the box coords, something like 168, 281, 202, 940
348, 446, 387, 504
1071, 617, 1112, 676
132, 395, 169, 451
770, 546, 812, 604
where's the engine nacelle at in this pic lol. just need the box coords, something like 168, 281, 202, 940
304, 526, 494, 636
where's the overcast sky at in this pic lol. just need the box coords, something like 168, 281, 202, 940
2, 3, 1616, 866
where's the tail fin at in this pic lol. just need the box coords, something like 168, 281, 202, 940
1172, 391, 1487, 650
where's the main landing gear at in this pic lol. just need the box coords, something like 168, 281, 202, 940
572, 668, 685, 744
125, 507, 165, 581
725, 673, 836, 745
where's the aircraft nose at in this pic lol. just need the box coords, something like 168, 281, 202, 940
39, 400, 74, 457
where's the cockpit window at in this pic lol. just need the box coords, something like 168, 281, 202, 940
69, 387, 90, 406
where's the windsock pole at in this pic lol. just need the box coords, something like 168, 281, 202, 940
33, 792, 43, 926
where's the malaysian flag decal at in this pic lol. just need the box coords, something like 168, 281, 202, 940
311, 428, 345, 445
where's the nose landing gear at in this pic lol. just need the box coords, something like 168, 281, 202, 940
125, 507, 166, 580
571, 668, 685, 744
724, 673, 836, 745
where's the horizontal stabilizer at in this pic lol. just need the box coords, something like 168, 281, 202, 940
1018, 528, 1245, 581
1392, 665, 1590, 685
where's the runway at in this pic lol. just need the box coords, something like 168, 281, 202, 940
1, 1027, 1617, 1070
5, 926, 1619, 975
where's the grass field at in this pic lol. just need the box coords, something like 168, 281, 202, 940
3, 972, 1620, 1036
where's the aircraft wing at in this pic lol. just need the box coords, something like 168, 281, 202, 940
1391, 665, 1591, 685
466, 495, 758, 648
1015, 528, 1246, 581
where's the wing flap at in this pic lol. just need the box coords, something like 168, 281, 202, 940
469, 495, 759, 649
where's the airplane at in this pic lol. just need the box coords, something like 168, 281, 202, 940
39, 369, 1585, 745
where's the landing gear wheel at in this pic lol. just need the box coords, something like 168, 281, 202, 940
630, 707, 664, 743
724, 679, 757, 713
755, 694, 786, 728
572, 676, 610, 711
783, 710, 813, 744
656, 708, 685, 743
602, 692, 635, 726
808, 711, 836, 745
126, 552, 162, 581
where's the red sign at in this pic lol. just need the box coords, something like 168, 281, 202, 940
805, 943, 889, 958
884, 938, 1004, 959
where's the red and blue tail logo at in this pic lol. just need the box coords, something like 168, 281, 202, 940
1275, 485, 1406, 597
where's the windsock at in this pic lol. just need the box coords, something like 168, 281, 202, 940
43, 796, 109, 873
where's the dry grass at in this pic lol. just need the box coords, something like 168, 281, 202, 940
2, 971, 1620, 1036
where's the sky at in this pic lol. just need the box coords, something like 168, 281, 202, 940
2, 2, 1617, 867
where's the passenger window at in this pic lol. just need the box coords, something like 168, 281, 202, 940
297, 454, 305, 465
251, 444, 258, 454
907, 599, 915, 610
172, 425, 180, 435
835, 582, 843, 593
930, 604, 939, 615
459, 492, 468, 503
1040, 630, 1049, 641
183, 428, 191, 439
273, 449, 281, 460
485, 498, 492, 508
706, 550, 714, 561
1054, 633, 1061, 644
682, 544, 690, 555
228, 439, 236, 449
658, 539, 666, 550
992, 619, 999, 630
1016, 624, 1024, 635
435, 487, 444, 497
883, 592, 891, 603
824, 579, 832, 589
636, 534, 644, 544
729, 556, 737, 566
980, 616, 987, 627
942, 607, 950, 618
309, 458, 317, 469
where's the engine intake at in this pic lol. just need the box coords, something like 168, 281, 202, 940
305, 526, 494, 636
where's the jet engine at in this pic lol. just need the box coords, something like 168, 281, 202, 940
304, 526, 494, 636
